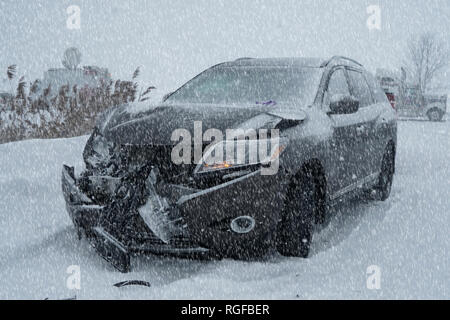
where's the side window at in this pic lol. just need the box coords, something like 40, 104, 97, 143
324, 69, 350, 107
365, 72, 390, 104
347, 70, 374, 107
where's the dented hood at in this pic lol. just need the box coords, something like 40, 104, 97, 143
96, 102, 307, 145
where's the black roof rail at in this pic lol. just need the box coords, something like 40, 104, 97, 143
234, 57, 253, 62
321, 56, 363, 67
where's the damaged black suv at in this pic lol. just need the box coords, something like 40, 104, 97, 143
62, 56, 397, 272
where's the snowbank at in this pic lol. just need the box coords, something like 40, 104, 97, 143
0, 121, 449, 299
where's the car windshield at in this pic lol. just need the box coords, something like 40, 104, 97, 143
167, 66, 322, 105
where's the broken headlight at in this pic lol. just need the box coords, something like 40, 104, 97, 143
194, 138, 287, 174
83, 129, 117, 172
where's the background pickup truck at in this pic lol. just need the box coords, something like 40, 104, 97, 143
377, 71, 448, 121
397, 88, 447, 121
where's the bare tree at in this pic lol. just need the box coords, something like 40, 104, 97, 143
405, 32, 449, 97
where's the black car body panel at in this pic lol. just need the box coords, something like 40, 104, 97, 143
99, 103, 272, 146
62, 56, 397, 272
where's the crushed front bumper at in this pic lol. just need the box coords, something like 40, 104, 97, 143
62, 164, 287, 272
61, 165, 209, 272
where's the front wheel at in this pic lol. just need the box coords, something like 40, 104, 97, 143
276, 172, 316, 258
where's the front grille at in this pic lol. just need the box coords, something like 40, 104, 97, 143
118, 144, 203, 184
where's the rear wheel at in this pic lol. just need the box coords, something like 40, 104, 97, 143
276, 171, 317, 258
373, 146, 395, 201
427, 109, 443, 121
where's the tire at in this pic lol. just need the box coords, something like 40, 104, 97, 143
427, 109, 443, 122
227, 231, 273, 260
276, 171, 316, 258
373, 146, 395, 201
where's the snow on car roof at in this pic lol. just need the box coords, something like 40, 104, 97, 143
221, 57, 326, 68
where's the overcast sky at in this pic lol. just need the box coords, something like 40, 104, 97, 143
1, 0, 449, 94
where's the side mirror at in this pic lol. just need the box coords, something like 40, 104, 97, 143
329, 94, 359, 114
162, 92, 173, 102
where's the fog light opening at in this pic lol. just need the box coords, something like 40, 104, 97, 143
230, 216, 256, 234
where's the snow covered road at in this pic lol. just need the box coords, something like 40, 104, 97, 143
0, 120, 449, 299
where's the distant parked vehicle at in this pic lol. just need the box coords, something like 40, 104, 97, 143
376, 69, 447, 121
399, 87, 447, 121
385, 91, 396, 109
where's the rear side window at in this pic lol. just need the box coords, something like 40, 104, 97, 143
347, 70, 374, 108
365, 72, 390, 104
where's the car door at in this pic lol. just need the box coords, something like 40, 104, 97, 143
346, 69, 383, 181
322, 67, 362, 197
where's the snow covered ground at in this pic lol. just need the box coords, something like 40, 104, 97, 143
0, 119, 449, 299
